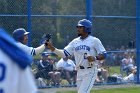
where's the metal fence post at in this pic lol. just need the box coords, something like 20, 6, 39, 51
27, 0, 32, 46
86, 0, 93, 21
136, 0, 140, 84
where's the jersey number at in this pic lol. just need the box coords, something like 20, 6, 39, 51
0, 63, 6, 93
0, 63, 6, 81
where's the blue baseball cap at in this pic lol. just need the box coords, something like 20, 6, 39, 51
13, 28, 29, 41
41, 52, 50, 57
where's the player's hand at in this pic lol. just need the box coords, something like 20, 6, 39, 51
87, 56, 96, 62
46, 41, 55, 51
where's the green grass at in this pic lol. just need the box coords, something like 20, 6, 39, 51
56, 91, 76, 93
108, 66, 120, 75
56, 87, 140, 93
107, 66, 127, 76
92, 87, 140, 93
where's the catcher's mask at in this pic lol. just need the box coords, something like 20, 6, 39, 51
13, 28, 29, 42
76, 19, 92, 34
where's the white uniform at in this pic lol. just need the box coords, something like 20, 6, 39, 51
0, 30, 37, 93
16, 42, 46, 57
16, 42, 35, 56
63, 35, 106, 93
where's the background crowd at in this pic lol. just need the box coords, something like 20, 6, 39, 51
32, 46, 137, 87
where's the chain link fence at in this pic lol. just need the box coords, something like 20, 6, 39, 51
0, 0, 139, 88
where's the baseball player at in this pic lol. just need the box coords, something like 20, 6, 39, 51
0, 29, 37, 93
12, 28, 47, 57
46, 19, 107, 93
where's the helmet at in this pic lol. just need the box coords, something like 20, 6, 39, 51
13, 28, 29, 41
41, 52, 50, 57
77, 19, 92, 33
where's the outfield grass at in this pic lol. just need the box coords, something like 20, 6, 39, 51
92, 87, 140, 93
56, 87, 140, 93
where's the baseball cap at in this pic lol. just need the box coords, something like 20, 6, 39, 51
13, 28, 29, 40
41, 52, 50, 57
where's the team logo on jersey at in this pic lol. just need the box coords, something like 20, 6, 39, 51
75, 45, 90, 51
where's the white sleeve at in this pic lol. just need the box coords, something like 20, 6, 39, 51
19, 44, 35, 56
53, 41, 74, 58
17, 42, 45, 56
53, 48, 66, 58
34, 44, 45, 55
64, 41, 74, 56
94, 38, 106, 54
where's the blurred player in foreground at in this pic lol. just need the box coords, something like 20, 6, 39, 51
46, 19, 107, 93
0, 29, 37, 93
12, 28, 47, 57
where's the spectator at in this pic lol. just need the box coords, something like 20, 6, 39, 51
97, 67, 109, 82
121, 52, 135, 76
56, 58, 77, 85
96, 61, 109, 83
35, 52, 61, 86
105, 53, 115, 66
123, 67, 137, 82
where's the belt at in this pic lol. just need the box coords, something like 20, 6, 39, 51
79, 66, 91, 69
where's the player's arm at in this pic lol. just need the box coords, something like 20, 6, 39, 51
34, 33, 52, 55
87, 38, 107, 62
95, 52, 107, 60
34, 44, 46, 55
86, 52, 107, 62
46, 42, 66, 58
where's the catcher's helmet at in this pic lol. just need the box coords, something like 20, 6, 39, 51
77, 19, 92, 33
13, 28, 29, 41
